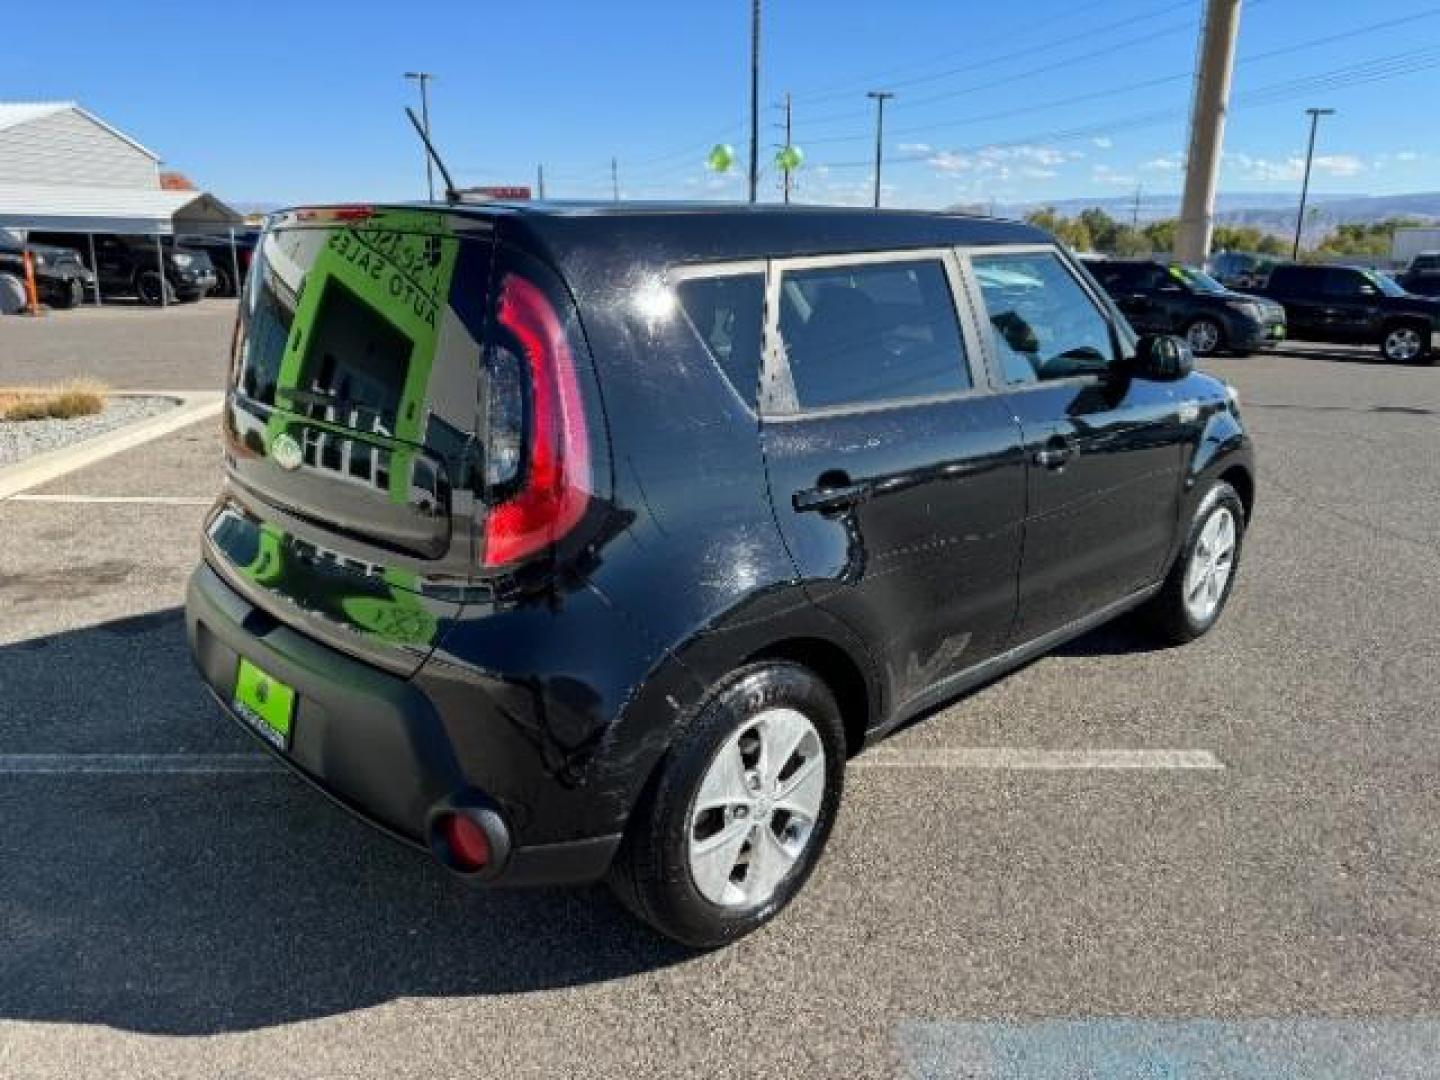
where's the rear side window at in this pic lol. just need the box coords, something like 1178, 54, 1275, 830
971, 251, 1115, 384
1323, 268, 1371, 297
776, 259, 971, 411
675, 273, 765, 407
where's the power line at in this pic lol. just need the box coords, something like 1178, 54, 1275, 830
790, 0, 1189, 106
804, 42, 1440, 172
879, 8, 1440, 142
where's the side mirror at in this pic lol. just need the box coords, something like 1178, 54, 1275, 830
1128, 334, 1194, 381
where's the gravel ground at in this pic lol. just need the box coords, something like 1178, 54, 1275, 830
0, 395, 177, 466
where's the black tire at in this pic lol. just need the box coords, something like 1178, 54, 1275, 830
51, 277, 84, 310
136, 271, 174, 306
212, 266, 233, 298
1379, 322, 1430, 364
1184, 316, 1225, 357
1144, 480, 1246, 645
608, 661, 847, 948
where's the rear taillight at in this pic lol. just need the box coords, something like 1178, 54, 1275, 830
481, 273, 591, 567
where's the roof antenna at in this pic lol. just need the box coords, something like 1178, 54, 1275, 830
404, 106, 459, 204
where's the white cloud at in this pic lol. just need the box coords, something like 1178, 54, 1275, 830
1143, 153, 1183, 172
926, 143, 1080, 179
1092, 136, 1114, 149
1395, 150, 1421, 162
1313, 154, 1364, 177
1092, 164, 1137, 186
898, 142, 933, 154
1224, 152, 1364, 182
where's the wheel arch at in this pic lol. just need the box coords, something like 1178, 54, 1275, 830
742, 636, 874, 757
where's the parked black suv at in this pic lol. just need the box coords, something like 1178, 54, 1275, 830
177, 229, 260, 297
28, 231, 217, 304
1084, 257, 1286, 356
186, 203, 1255, 946
0, 234, 95, 308
1256, 262, 1440, 363
1397, 252, 1440, 298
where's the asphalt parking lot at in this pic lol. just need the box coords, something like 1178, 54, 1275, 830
1, 304, 1438, 1077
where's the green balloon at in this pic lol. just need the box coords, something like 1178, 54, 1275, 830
707, 144, 736, 172
775, 145, 804, 172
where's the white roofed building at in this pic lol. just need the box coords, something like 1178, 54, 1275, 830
0, 101, 239, 235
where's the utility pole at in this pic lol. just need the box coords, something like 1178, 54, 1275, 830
782, 92, 793, 204
1174, 0, 1242, 265
404, 71, 436, 201
611, 157, 620, 202
1132, 184, 1143, 231
867, 90, 894, 209
536, 163, 546, 200
1293, 108, 1335, 259
749, 0, 761, 203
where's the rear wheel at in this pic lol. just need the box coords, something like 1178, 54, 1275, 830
608, 661, 846, 948
1144, 480, 1245, 645
136, 271, 174, 306
1381, 323, 1428, 364
1185, 317, 1224, 357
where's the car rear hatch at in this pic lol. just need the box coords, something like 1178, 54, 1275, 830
211, 206, 495, 677
207, 205, 610, 679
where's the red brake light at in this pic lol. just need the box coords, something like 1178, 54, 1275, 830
294, 205, 375, 223
482, 273, 591, 567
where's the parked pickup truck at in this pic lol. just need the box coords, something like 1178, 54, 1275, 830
1255, 262, 1440, 364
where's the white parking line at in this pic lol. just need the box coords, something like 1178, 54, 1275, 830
8, 494, 212, 505
0, 748, 1223, 775
855, 748, 1225, 771
0, 754, 284, 775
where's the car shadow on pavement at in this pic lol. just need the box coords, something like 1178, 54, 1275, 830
1051, 616, 1174, 657
0, 608, 691, 1037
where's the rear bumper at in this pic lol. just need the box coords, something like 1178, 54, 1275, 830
185, 562, 620, 886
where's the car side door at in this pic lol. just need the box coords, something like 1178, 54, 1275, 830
962, 246, 1187, 643
1267, 266, 1325, 338
757, 250, 1029, 713
1321, 267, 1383, 342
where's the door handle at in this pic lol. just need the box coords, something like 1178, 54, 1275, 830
793, 471, 872, 514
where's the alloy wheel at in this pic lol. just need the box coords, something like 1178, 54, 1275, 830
687, 706, 826, 909
1187, 319, 1221, 355
1384, 327, 1422, 362
1183, 506, 1237, 624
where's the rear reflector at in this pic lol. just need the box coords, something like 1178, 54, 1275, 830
437, 812, 491, 872
482, 274, 591, 567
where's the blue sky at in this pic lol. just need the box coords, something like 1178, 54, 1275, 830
7, 0, 1439, 208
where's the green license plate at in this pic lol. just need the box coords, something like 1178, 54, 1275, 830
1270, 325, 1287, 340
233, 658, 295, 750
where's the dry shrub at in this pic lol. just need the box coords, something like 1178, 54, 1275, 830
0, 379, 108, 421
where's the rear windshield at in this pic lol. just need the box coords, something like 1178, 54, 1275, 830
234, 211, 487, 454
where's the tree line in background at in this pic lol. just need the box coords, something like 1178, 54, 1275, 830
1021, 206, 1425, 260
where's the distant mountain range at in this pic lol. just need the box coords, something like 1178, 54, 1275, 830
986, 191, 1440, 234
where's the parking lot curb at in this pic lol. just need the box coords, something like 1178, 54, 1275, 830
0, 390, 223, 500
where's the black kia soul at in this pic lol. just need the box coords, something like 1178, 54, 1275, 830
186, 202, 1255, 946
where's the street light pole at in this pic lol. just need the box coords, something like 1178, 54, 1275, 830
867, 91, 894, 208
404, 71, 436, 202
1293, 107, 1335, 259
749, 0, 761, 204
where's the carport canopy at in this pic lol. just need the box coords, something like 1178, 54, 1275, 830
0, 184, 242, 236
